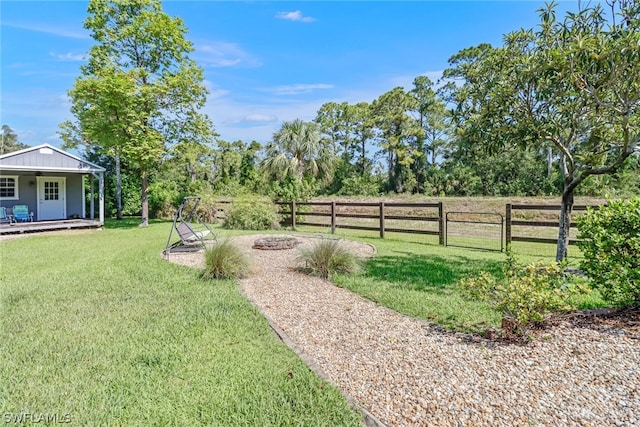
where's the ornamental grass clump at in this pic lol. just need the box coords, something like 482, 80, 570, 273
202, 239, 250, 280
459, 249, 588, 338
297, 239, 360, 279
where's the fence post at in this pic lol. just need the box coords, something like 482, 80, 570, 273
291, 201, 296, 230
505, 203, 511, 247
438, 202, 444, 246
331, 201, 336, 234
379, 202, 385, 239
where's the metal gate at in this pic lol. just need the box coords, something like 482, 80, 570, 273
445, 212, 504, 252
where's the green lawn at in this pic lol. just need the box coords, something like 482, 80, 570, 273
0, 218, 607, 424
0, 220, 362, 426
294, 225, 606, 335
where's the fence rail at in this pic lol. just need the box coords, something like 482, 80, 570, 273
213, 199, 601, 249
505, 204, 597, 246
276, 201, 444, 243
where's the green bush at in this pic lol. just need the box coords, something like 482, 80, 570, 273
223, 196, 281, 230
336, 175, 381, 197
148, 180, 180, 219
297, 239, 360, 279
202, 239, 250, 280
459, 250, 587, 337
267, 175, 317, 203
578, 198, 640, 308
195, 193, 220, 224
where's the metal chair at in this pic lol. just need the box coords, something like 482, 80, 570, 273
11, 205, 34, 222
163, 197, 216, 254
0, 207, 10, 224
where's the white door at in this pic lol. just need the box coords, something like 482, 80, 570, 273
37, 177, 66, 220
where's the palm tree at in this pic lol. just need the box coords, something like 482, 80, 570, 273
262, 119, 335, 182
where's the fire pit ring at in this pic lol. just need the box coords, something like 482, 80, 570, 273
253, 236, 299, 250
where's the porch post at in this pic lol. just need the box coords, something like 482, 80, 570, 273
90, 175, 95, 220
98, 172, 105, 225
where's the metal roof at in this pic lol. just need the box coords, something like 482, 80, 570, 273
0, 144, 106, 174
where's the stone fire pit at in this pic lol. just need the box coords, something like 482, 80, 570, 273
253, 236, 299, 250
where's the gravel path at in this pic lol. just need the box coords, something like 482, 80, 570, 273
167, 234, 640, 427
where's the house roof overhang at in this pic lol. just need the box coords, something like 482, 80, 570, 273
0, 144, 106, 174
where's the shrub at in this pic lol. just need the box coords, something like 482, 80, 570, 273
223, 196, 281, 230
297, 239, 360, 279
195, 194, 220, 224
336, 175, 381, 197
578, 198, 640, 308
148, 180, 180, 219
267, 176, 317, 203
459, 249, 586, 337
202, 239, 250, 280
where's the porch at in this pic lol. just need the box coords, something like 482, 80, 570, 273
0, 219, 102, 235
0, 144, 105, 226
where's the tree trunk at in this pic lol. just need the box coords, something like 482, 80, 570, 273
140, 169, 149, 227
387, 149, 394, 185
556, 187, 574, 262
115, 153, 123, 220
361, 139, 366, 176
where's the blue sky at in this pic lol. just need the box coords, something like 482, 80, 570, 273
1, 1, 581, 149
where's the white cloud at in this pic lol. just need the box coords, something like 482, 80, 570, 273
204, 96, 329, 143
241, 114, 278, 124
50, 51, 86, 62
3, 22, 89, 39
56, 94, 72, 108
45, 133, 62, 143
203, 81, 230, 100
224, 114, 279, 126
275, 11, 316, 23
195, 41, 261, 68
264, 83, 334, 96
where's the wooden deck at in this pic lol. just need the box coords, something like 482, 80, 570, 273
0, 219, 102, 235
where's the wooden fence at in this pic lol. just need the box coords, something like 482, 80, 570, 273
505, 204, 597, 246
213, 199, 601, 248
276, 201, 445, 244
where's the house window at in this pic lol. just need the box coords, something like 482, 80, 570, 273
0, 176, 19, 200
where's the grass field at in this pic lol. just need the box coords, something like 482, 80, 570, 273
287, 195, 606, 259
0, 209, 608, 423
292, 224, 606, 335
0, 220, 362, 426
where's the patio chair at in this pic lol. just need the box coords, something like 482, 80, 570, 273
11, 205, 34, 223
0, 207, 10, 224
163, 197, 216, 254
176, 222, 211, 245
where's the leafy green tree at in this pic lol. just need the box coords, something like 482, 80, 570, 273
209, 139, 261, 195
349, 102, 377, 177
445, 2, 640, 260
315, 101, 354, 160
0, 125, 29, 154
62, 0, 214, 226
170, 140, 215, 185
410, 76, 449, 193
262, 119, 335, 184
76, 146, 143, 218
371, 87, 423, 193
60, 113, 128, 219
576, 152, 640, 197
